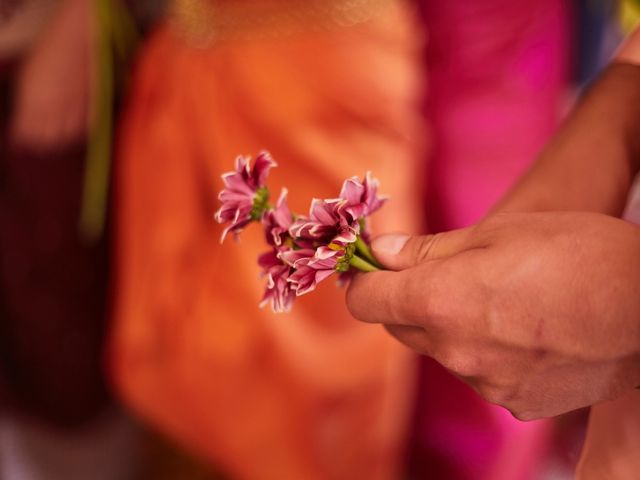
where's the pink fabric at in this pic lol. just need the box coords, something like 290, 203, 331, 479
412, 1, 572, 478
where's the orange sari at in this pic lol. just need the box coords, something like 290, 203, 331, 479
111, 1, 425, 478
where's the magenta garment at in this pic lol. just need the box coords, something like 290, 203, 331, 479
412, 1, 572, 478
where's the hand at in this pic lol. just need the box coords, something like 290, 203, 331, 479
346, 212, 640, 420
575, 389, 640, 479
10, 0, 93, 149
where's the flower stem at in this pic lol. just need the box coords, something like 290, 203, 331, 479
354, 236, 383, 269
349, 254, 381, 272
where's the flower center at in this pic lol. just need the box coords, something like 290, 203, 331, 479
329, 242, 356, 272
250, 187, 270, 220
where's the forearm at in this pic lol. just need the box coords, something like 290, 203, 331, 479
495, 35, 640, 215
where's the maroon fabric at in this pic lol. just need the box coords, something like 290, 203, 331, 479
0, 78, 111, 426
0, 0, 23, 23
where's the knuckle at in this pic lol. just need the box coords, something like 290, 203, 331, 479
384, 324, 431, 355
503, 398, 544, 421
509, 408, 537, 422
475, 384, 515, 409
391, 274, 425, 325
437, 349, 478, 378
414, 234, 440, 263
488, 393, 512, 410
476, 379, 543, 421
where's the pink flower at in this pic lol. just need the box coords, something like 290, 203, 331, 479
262, 188, 293, 247
258, 250, 295, 313
280, 244, 353, 296
214, 154, 388, 312
339, 171, 387, 225
288, 173, 386, 247
215, 152, 277, 242
289, 198, 359, 247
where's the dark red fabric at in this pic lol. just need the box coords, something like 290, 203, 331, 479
0, 75, 111, 427
0, 0, 23, 23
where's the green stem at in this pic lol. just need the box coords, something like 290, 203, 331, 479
349, 254, 381, 273
354, 236, 383, 269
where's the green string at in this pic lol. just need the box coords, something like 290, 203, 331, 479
79, 0, 137, 242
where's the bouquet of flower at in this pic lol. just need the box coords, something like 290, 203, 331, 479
215, 152, 386, 312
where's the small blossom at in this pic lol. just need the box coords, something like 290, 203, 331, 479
215, 152, 277, 242
339, 172, 387, 239
289, 198, 359, 247
288, 173, 386, 248
280, 244, 355, 296
262, 188, 293, 247
258, 250, 295, 313
282, 247, 338, 296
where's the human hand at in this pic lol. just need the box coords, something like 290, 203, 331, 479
346, 212, 640, 420
10, 0, 93, 149
575, 389, 640, 479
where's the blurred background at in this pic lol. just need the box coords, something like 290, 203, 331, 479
0, 0, 639, 479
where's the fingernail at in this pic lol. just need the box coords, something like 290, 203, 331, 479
372, 234, 409, 255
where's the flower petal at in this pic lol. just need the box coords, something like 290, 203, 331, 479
252, 151, 277, 188
340, 177, 365, 205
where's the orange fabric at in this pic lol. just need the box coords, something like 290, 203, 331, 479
111, 3, 426, 479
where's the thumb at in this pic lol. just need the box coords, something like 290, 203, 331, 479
371, 227, 474, 271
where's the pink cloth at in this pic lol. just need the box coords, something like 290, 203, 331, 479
412, 1, 572, 478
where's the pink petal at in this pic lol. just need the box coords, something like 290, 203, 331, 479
258, 250, 280, 269
340, 177, 365, 205
309, 198, 338, 225
308, 224, 336, 238
363, 172, 388, 214
252, 151, 277, 187
234, 155, 249, 175
333, 228, 358, 245
218, 191, 254, 206
314, 246, 340, 260
314, 269, 335, 284
279, 248, 315, 267
272, 189, 292, 228
288, 218, 310, 238
221, 172, 254, 196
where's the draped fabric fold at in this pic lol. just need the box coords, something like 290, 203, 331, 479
110, 2, 424, 478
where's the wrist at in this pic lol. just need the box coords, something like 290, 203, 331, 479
496, 61, 640, 215
615, 25, 640, 67
612, 26, 640, 174
604, 63, 640, 175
